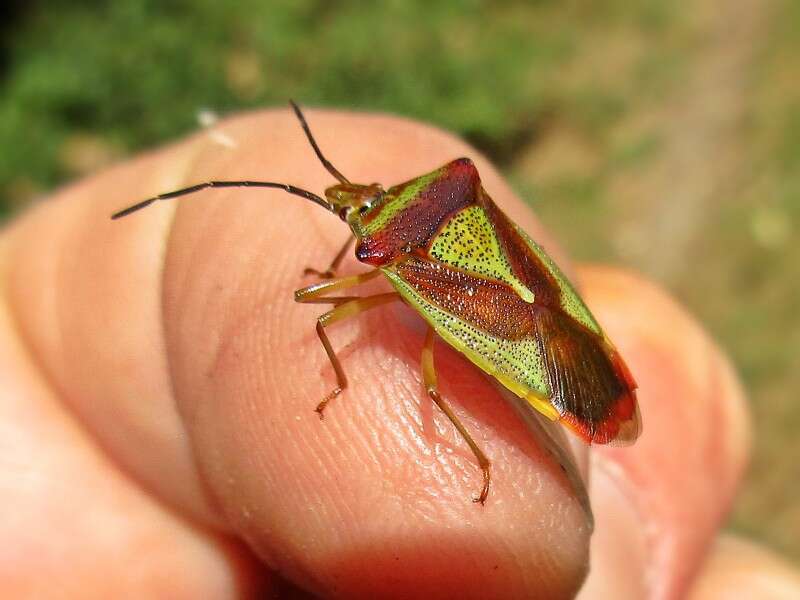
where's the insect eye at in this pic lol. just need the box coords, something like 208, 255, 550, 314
359, 204, 370, 215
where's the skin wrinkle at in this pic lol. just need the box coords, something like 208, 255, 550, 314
579, 266, 751, 600
42, 109, 590, 597
4, 198, 198, 523
154, 144, 258, 523
146, 132, 235, 433
667, 340, 723, 595
174, 219, 327, 546
410, 336, 584, 592
704, 351, 746, 506
211, 338, 303, 554
3, 201, 74, 412
353, 379, 437, 507
278, 255, 400, 508
287, 437, 346, 552
652, 338, 740, 599
146, 159, 214, 504
399, 332, 475, 471
0, 230, 63, 420
313, 305, 485, 505
588, 317, 666, 597
0, 222, 259, 598
241, 303, 412, 563
1, 137, 287, 594
244, 113, 576, 592
269, 236, 584, 593
313, 334, 400, 468
401, 373, 480, 501
24, 141, 228, 525
302, 346, 381, 505
2, 108, 780, 598
592, 455, 655, 593
361, 400, 414, 483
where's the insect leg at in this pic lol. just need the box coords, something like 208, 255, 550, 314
421, 327, 491, 504
303, 235, 354, 279
294, 268, 381, 303
312, 292, 400, 417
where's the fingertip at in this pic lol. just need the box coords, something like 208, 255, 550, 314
688, 535, 800, 600
579, 265, 751, 483
3, 107, 597, 599
576, 266, 752, 598
160, 109, 593, 598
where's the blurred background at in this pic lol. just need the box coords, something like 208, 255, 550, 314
1, 0, 797, 563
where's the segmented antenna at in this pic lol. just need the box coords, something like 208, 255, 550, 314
290, 100, 351, 185
110, 101, 346, 219
111, 180, 332, 219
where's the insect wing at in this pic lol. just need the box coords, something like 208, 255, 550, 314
383, 256, 560, 422
384, 193, 640, 444
476, 187, 641, 444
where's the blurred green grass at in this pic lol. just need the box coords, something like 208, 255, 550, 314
0, 0, 670, 209
1, 0, 798, 562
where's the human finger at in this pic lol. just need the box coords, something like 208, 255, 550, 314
6, 109, 591, 599
688, 535, 800, 599
576, 267, 751, 599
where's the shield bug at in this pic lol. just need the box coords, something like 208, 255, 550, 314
112, 101, 641, 504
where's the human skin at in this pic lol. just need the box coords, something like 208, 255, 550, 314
1, 109, 799, 599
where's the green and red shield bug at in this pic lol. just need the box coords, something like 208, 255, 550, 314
111, 101, 641, 504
